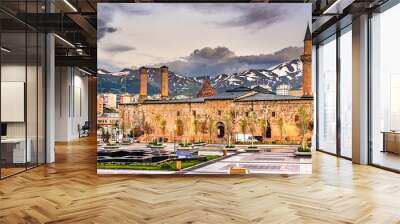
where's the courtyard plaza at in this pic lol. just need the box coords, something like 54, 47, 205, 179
97, 143, 312, 175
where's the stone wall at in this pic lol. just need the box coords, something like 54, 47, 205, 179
119, 99, 313, 144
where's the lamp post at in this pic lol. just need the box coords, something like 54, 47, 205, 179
115, 121, 120, 144
262, 108, 269, 141
173, 124, 177, 152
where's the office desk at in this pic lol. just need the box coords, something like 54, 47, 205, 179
1, 138, 31, 163
382, 131, 400, 154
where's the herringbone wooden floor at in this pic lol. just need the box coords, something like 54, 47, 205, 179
1, 137, 400, 224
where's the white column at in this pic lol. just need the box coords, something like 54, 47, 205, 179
46, 32, 55, 163
312, 45, 317, 151
352, 14, 369, 164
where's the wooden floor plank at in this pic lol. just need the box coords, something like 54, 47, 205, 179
0, 136, 400, 223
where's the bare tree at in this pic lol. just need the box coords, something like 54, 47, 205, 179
176, 119, 184, 138
277, 117, 286, 143
260, 117, 268, 140
200, 118, 208, 142
239, 117, 248, 141
183, 114, 191, 144
207, 116, 215, 143
296, 106, 310, 151
143, 121, 153, 142
119, 106, 126, 138
155, 114, 161, 133
193, 118, 200, 142
224, 110, 235, 147
248, 111, 257, 148
160, 118, 167, 143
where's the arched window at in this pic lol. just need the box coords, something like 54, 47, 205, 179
216, 122, 225, 138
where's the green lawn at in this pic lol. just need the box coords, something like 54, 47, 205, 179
97, 155, 220, 171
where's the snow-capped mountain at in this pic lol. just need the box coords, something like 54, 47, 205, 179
98, 67, 202, 97
97, 59, 303, 97
210, 59, 303, 93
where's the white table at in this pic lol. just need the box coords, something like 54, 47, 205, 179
1, 138, 31, 163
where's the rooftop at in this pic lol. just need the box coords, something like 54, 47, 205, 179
119, 86, 312, 105
236, 93, 312, 102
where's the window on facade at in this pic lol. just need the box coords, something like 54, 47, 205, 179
192, 110, 196, 117
177, 111, 180, 116
218, 110, 222, 116
272, 112, 276, 117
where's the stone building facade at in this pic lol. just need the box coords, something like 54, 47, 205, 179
118, 26, 313, 144
119, 93, 313, 144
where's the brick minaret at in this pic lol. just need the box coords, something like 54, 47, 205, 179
139, 66, 148, 103
160, 66, 169, 100
301, 24, 312, 97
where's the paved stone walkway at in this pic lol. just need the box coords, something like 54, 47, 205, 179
187, 151, 312, 175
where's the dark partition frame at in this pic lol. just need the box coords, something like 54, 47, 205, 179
0, 0, 47, 180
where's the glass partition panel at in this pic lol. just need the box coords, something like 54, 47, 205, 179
27, 30, 38, 169
38, 32, 45, 165
371, 3, 400, 171
317, 36, 337, 154
1, 30, 27, 177
339, 28, 352, 158
0, 1, 46, 179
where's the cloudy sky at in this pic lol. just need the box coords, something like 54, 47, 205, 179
98, 3, 311, 76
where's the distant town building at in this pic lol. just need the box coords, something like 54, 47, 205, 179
97, 108, 119, 128
276, 84, 290, 96
97, 95, 104, 115
102, 93, 117, 109
120, 94, 135, 104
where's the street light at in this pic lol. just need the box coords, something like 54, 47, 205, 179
173, 124, 177, 152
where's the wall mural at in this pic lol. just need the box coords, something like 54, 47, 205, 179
97, 3, 314, 175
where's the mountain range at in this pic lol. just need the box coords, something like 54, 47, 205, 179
97, 59, 303, 98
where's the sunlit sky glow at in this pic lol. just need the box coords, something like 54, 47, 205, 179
98, 3, 311, 76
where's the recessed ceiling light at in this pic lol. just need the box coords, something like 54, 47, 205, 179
54, 34, 75, 48
78, 67, 92, 76
63, 0, 78, 12
322, 0, 355, 15
1, 47, 11, 53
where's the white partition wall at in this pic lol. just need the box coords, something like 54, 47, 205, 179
54, 67, 89, 141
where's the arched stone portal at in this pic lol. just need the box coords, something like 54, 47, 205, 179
216, 122, 225, 138
266, 121, 272, 138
